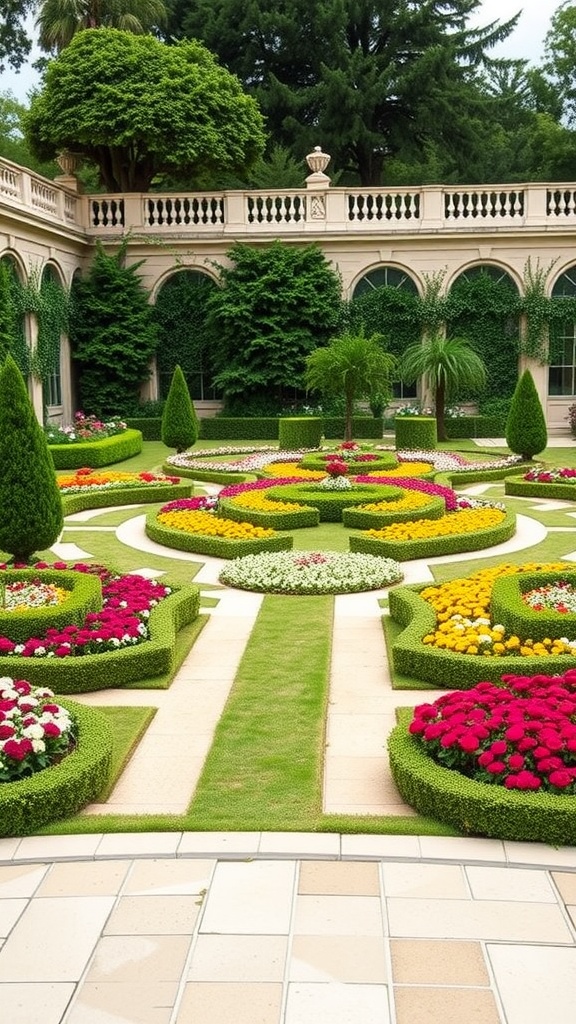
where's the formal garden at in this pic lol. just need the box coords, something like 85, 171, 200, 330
2, 346, 576, 846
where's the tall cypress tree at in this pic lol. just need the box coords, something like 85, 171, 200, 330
161, 364, 199, 452
0, 355, 63, 563
505, 369, 548, 459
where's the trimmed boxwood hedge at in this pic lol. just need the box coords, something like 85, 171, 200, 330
505, 475, 576, 501
61, 481, 193, 515
389, 708, 576, 844
435, 465, 532, 487
145, 509, 293, 558
388, 583, 576, 688
491, 570, 576, 643
342, 494, 446, 530
394, 416, 437, 450
199, 417, 279, 440
162, 463, 253, 486
0, 586, 200, 693
350, 508, 516, 562
265, 483, 403, 522
49, 429, 143, 469
443, 415, 507, 439
279, 417, 323, 450
0, 569, 102, 643
0, 699, 113, 837
298, 452, 398, 473
125, 417, 162, 440
218, 497, 320, 531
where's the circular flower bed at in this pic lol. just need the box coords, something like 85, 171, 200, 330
524, 580, 576, 614
0, 677, 75, 782
58, 468, 181, 493
219, 550, 404, 594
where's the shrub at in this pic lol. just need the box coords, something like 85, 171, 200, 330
505, 369, 547, 458
48, 429, 143, 469
0, 355, 63, 563
279, 417, 323, 450
161, 364, 200, 452
145, 508, 293, 557
394, 416, 437, 451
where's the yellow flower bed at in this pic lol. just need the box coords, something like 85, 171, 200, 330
365, 507, 505, 541
230, 492, 303, 512
420, 561, 572, 657
359, 491, 432, 513
264, 463, 325, 479
157, 509, 275, 540
375, 461, 433, 477
58, 471, 139, 488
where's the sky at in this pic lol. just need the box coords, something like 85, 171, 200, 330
0, 0, 565, 103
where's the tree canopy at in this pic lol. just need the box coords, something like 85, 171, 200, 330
0, 0, 33, 72
164, 0, 520, 185
399, 334, 487, 441
24, 28, 266, 191
37, 0, 168, 53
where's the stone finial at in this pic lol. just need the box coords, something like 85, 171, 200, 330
54, 150, 83, 192
305, 146, 331, 188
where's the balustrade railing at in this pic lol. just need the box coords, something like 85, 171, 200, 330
3, 156, 576, 238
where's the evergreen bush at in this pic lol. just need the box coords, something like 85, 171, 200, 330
394, 416, 437, 450
161, 365, 200, 452
505, 369, 548, 459
278, 417, 323, 450
0, 355, 63, 563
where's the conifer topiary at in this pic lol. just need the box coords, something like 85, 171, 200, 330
161, 365, 199, 452
0, 355, 63, 563
505, 369, 548, 459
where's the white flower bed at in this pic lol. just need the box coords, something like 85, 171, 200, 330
219, 550, 404, 594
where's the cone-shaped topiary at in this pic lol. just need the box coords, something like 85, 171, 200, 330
505, 369, 548, 459
0, 355, 63, 563
161, 365, 199, 453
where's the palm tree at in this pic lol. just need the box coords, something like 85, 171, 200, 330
37, 0, 167, 53
399, 334, 487, 442
305, 331, 395, 441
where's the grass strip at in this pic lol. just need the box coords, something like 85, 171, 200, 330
95, 706, 157, 800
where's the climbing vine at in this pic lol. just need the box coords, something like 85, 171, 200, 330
520, 257, 557, 362
11, 266, 68, 383
153, 271, 217, 401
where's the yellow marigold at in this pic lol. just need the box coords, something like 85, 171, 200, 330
366, 507, 505, 541
376, 461, 434, 477
230, 492, 302, 512
157, 509, 275, 539
359, 492, 431, 513
264, 463, 324, 479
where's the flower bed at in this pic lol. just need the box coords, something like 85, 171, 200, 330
219, 550, 404, 594
0, 677, 75, 782
49, 429, 143, 469
0, 690, 113, 836
146, 505, 293, 558
343, 491, 446, 529
351, 506, 515, 562
264, 482, 403, 522
388, 561, 576, 689
388, 671, 576, 843
58, 468, 192, 513
0, 563, 200, 693
45, 412, 128, 444
298, 451, 398, 474
505, 470, 576, 501
0, 568, 102, 644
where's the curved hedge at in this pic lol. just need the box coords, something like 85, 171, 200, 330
298, 452, 398, 474
395, 417, 437, 450
162, 462, 253, 486
145, 509, 293, 558
491, 570, 576, 643
265, 483, 402, 522
0, 569, 102, 644
388, 583, 576, 688
389, 709, 576, 844
49, 429, 143, 469
219, 497, 320, 531
0, 586, 199, 693
350, 508, 516, 562
505, 476, 576, 501
342, 495, 446, 530
0, 699, 113, 837
61, 481, 193, 514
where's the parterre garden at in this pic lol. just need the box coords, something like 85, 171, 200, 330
5, 414, 576, 843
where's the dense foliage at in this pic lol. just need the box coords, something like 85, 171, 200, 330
506, 369, 548, 459
153, 271, 217, 401
161, 364, 199, 452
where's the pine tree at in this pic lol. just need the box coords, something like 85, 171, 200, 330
161, 365, 199, 452
0, 355, 63, 563
505, 369, 548, 459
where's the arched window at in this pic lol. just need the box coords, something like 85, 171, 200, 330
0, 254, 28, 375
154, 270, 220, 401
549, 267, 576, 396
40, 265, 64, 409
351, 266, 419, 399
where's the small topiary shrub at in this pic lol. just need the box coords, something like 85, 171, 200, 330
278, 417, 323, 450
161, 364, 200, 452
394, 416, 437, 451
49, 429, 143, 469
505, 369, 547, 459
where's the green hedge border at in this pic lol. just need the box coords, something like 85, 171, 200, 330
343, 494, 446, 529
162, 463, 253, 486
146, 510, 293, 558
49, 430, 143, 469
0, 569, 102, 643
395, 417, 437, 450
388, 581, 576, 688
0, 699, 113, 837
389, 708, 576, 844
61, 481, 193, 515
505, 475, 576, 501
0, 586, 200, 693
491, 570, 576, 642
350, 508, 516, 562
298, 452, 398, 474
265, 483, 402, 522
435, 464, 533, 487
219, 497, 320, 531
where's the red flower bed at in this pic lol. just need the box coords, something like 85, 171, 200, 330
409, 670, 576, 794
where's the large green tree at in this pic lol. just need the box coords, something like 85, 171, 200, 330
0, 0, 33, 71
70, 240, 158, 416
208, 241, 343, 412
305, 331, 395, 441
37, 0, 167, 53
165, 0, 518, 185
541, 2, 576, 126
24, 29, 266, 191
399, 334, 487, 441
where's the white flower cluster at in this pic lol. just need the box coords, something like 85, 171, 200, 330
319, 475, 353, 490
219, 550, 404, 594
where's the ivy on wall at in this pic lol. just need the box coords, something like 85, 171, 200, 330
153, 271, 217, 400
8, 266, 68, 384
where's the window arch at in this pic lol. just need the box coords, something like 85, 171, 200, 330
352, 266, 419, 300
351, 266, 419, 400
549, 266, 576, 396
154, 270, 220, 401
40, 264, 65, 409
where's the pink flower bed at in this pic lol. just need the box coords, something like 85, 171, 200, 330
355, 475, 459, 510
409, 670, 576, 793
0, 563, 171, 658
